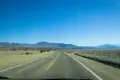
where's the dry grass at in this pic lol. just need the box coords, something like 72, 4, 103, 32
66, 49, 120, 67
0, 51, 55, 70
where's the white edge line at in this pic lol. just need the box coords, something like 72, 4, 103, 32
0, 53, 56, 73
65, 53, 103, 80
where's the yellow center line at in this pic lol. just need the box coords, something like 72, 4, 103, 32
46, 61, 55, 70
45, 53, 60, 71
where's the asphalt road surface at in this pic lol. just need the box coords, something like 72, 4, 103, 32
0, 52, 101, 80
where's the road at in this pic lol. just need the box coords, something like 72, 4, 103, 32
0, 52, 101, 80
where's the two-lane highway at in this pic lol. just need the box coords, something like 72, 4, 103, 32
0, 52, 101, 80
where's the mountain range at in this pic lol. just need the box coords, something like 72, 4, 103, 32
0, 42, 120, 49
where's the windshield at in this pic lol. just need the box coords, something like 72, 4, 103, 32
0, 0, 120, 80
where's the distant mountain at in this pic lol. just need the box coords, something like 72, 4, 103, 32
97, 44, 119, 49
36, 42, 79, 48
0, 42, 79, 49
114, 45, 120, 47
0, 42, 120, 49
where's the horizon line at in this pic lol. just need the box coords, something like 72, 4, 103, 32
0, 41, 118, 46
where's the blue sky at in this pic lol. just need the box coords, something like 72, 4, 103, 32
0, 0, 120, 46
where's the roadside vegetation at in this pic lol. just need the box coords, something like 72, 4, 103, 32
66, 49, 120, 68
0, 47, 56, 70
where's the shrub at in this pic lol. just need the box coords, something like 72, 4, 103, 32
25, 52, 32, 55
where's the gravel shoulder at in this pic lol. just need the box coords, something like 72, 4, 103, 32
70, 53, 120, 80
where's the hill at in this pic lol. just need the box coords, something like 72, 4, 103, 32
0, 42, 120, 49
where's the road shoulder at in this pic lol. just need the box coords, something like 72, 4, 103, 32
69, 53, 120, 80
0, 51, 55, 72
